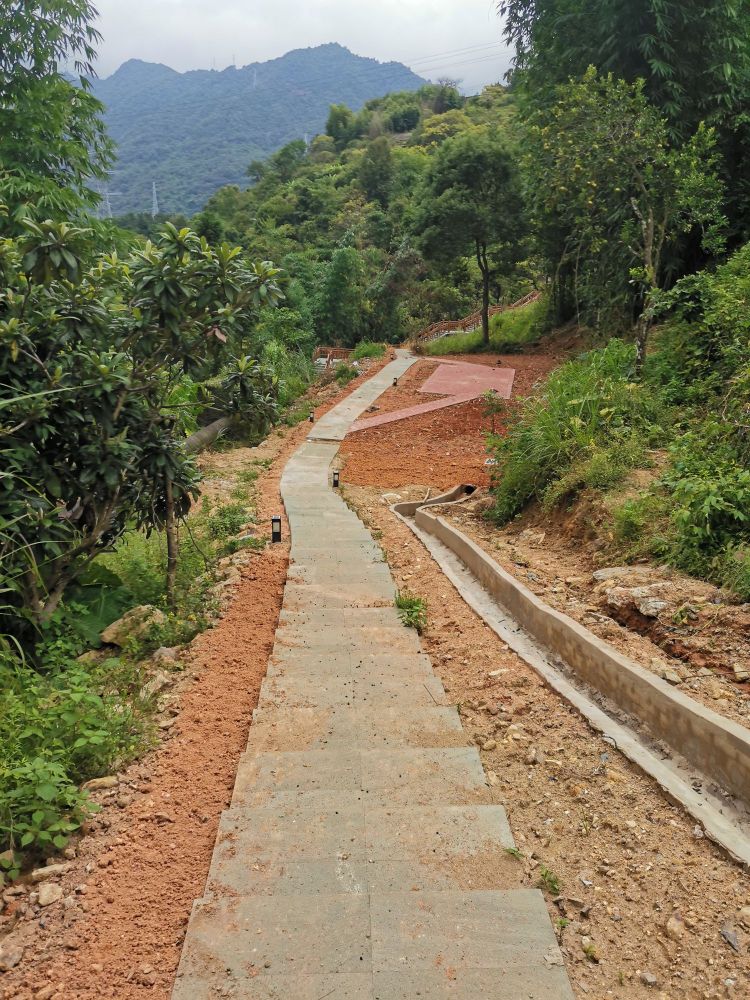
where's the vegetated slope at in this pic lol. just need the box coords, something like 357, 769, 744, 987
93, 44, 425, 215
202, 82, 527, 352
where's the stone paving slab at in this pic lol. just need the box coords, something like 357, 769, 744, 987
282, 583, 393, 610
354, 672, 449, 707
370, 889, 564, 975
178, 893, 372, 975
274, 628, 422, 655
215, 802, 366, 860
372, 968, 573, 999
175, 973, 373, 1000
248, 704, 466, 751
360, 748, 487, 804
258, 673, 355, 710
364, 805, 514, 858
266, 650, 436, 676
246, 708, 360, 751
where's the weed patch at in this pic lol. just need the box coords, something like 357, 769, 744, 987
395, 590, 428, 633
424, 297, 548, 356
351, 341, 386, 360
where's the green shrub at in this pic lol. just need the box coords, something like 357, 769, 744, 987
0, 655, 151, 864
489, 340, 668, 522
541, 436, 651, 510
351, 340, 386, 360
719, 545, 750, 602
283, 400, 314, 426
206, 501, 250, 539
335, 363, 359, 385
663, 427, 750, 577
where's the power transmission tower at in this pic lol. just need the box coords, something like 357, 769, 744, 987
151, 181, 160, 218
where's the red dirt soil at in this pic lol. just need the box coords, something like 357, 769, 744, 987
339, 352, 558, 490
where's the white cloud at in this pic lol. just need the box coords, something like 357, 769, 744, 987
93, 0, 512, 93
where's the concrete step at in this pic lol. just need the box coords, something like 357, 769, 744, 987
202, 803, 518, 901
172, 890, 570, 999
231, 747, 489, 810
247, 704, 466, 752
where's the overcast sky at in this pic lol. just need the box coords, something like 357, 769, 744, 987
93, 0, 512, 94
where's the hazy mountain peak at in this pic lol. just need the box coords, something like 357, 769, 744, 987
95, 44, 425, 216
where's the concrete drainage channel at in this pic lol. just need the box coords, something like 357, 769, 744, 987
393, 487, 750, 868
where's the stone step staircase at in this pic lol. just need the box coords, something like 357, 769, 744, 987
172, 356, 573, 999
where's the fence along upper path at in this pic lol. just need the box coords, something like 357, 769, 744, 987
415, 290, 540, 345
172, 351, 573, 999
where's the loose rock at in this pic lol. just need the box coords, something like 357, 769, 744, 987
0, 936, 24, 971
38, 883, 64, 907
100, 604, 166, 646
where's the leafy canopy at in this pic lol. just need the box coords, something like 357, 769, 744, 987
0, 218, 282, 647
0, 1, 112, 225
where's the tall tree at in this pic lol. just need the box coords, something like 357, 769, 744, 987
499, 0, 750, 241
0, 1, 113, 224
523, 70, 726, 368
415, 128, 524, 346
358, 137, 393, 208
315, 246, 366, 346
499, 0, 750, 131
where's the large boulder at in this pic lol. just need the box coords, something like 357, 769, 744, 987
100, 605, 166, 647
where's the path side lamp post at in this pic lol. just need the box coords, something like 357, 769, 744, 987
332, 470, 340, 488
271, 515, 282, 543
393, 377, 398, 387
308, 412, 315, 423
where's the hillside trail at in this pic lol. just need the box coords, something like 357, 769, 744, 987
171, 351, 574, 998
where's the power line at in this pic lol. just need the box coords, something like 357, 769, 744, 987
407, 41, 505, 66
414, 53, 506, 75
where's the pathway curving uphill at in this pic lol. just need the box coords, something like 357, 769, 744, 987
172, 353, 572, 999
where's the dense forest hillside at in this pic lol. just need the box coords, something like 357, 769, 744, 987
93, 44, 426, 215
200, 82, 526, 352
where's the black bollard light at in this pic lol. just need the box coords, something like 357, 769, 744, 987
308, 412, 315, 423
393, 377, 398, 387
271, 515, 282, 543
332, 470, 340, 488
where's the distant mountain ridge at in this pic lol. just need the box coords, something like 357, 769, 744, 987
93, 44, 426, 216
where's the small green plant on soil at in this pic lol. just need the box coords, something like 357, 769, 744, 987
206, 501, 251, 539
395, 591, 428, 633
505, 846, 524, 861
283, 400, 315, 426
351, 341, 386, 360
538, 865, 561, 895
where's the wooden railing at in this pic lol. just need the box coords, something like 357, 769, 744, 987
414, 291, 541, 345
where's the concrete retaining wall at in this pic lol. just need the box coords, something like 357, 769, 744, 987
405, 501, 750, 808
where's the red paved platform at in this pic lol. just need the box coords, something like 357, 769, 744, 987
349, 361, 515, 434
420, 361, 515, 397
